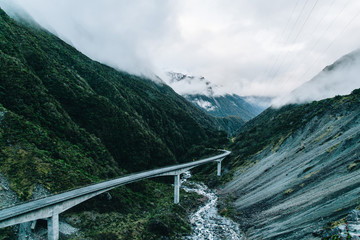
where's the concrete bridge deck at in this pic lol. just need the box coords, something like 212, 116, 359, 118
0, 150, 230, 239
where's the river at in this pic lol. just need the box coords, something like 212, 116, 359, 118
181, 171, 243, 240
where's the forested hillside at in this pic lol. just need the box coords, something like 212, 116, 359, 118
0, 8, 229, 239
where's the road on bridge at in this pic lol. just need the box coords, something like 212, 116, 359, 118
0, 150, 231, 240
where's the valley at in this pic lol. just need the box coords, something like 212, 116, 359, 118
1, 2, 360, 240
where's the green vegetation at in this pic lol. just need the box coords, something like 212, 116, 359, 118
229, 88, 360, 170
0, 6, 230, 196
64, 180, 202, 240
283, 188, 294, 195
0, 7, 233, 239
0, 104, 117, 200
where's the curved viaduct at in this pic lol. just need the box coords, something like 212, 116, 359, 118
0, 150, 231, 240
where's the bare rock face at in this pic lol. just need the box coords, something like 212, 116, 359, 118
320, 210, 360, 239
31, 184, 51, 200
224, 91, 360, 239
0, 174, 20, 209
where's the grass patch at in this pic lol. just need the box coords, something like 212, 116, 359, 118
326, 143, 341, 153
284, 188, 294, 195
303, 170, 320, 179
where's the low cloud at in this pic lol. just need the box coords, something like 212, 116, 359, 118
272, 49, 360, 107
1, 0, 360, 99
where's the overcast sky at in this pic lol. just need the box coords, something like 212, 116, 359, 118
1, 0, 360, 98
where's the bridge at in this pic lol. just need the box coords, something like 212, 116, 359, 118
0, 150, 230, 240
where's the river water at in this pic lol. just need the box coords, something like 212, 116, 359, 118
181, 172, 243, 240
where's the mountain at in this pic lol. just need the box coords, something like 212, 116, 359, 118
165, 72, 267, 121
185, 94, 265, 121
220, 86, 360, 238
0, 7, 231, 239
273, 48, 360, 107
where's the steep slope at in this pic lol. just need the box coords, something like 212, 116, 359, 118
185, 94, 264, 121
222, 89, 360, 239
0, 7, 230, 239
0, 7, 228, 175
165, 72, 266, 121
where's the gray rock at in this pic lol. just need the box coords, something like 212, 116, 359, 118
348, 210, 359, 222
0, 174, 20, 209
31, 184, 51, 200
322, 227, 341, 238
348, 223, 360, 234
18, 222, 32, 240
312, 229, 323, 237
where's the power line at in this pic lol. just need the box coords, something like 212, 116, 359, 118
270, 0, 318, 79
290, 0, 336, 74
276, 0, 322, 82
324, 10, 360, 52
268, 0, 311, 79
263, 0, 301, 80
291, 0, 320, 44
297, 0, 355, 82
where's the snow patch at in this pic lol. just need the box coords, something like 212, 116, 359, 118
165, 72, 216, 96
192, 99, 217, 111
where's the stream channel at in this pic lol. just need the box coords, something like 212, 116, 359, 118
181, 171, 243, 240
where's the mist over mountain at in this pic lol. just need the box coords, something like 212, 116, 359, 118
273, 49, 360, 107
165, 72, 268, 121
222, 87, 360, 239
2, 1, 360, 239
0, 7, 235, 238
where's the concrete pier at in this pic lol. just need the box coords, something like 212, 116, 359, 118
174, 174, 180, 204
47, 214, 59, 240
217, 161, 222, 176
0, 150, 231, 240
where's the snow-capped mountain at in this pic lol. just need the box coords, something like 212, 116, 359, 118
165, 72, 268, 121
185, 94, 265, 121
166, 72, 215, 96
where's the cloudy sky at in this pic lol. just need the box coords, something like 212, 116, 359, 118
1, 0, 360, 98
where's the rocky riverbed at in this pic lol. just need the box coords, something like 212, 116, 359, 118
181, 172, 243, 240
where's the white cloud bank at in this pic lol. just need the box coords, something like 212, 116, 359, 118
1, 0, 360, 100
272, 49, 360, 107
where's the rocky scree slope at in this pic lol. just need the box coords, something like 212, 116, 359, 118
0, 8, 228, 239
222, 88, 360, 239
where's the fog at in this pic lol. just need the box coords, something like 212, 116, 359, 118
272, 49, 360, 107
1, 0, 360, 101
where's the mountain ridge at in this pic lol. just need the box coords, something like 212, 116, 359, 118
0, 7, 231, 238
165, 71, 267, 121
222, 84, 360, 239
273, 48, 360, 107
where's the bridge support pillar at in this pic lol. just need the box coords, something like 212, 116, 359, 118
18, 222, 31, 240
48, 213, 59, 240
174, 174, 180, 204
217, 161, 222, 176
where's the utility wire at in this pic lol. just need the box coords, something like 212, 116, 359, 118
291, 0, 336, 74
271, 0, 318, 79
276, 0, 321, 81
268, 0, 311, 78
263, 0, 301, 80
324, 10, 360, 52
297, 0, 355, 82
292, 0, 320, 44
